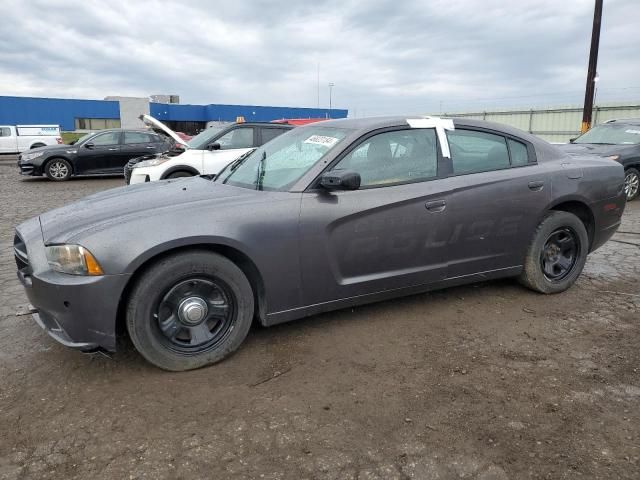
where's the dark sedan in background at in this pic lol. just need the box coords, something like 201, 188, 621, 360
17, 129, 175, 181
559, 118, 640, 201
15, 116, 625, 371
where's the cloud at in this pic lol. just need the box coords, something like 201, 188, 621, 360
0, 0, 638, 115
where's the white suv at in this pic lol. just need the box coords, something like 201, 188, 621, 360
126, 115, 292, 184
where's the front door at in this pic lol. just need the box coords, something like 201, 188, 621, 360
75, 131, 122, 174
299, 127, 450, 306
202, 126, 256, 175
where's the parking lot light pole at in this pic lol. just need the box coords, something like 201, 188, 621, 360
581, 0, 603, 133
328, 83, 335, 118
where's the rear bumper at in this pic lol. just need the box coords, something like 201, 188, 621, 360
590, 193, 626, 252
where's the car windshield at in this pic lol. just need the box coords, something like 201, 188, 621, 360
218, 126, 350, 191
187, 126, 225, 149
574, 124, 640, 145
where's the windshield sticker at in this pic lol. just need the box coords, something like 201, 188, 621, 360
304, 135, 339, 147
625, 129, 640, 135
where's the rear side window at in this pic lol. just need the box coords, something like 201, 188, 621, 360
124, 132, 155, 144
0, 127, 11, 137
261, 127, 288, 144
508, 138, 529, 166
447, 129, 510, 175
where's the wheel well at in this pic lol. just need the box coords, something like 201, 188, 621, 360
115, 244, 266, 338
550, 201, 595, 249
44, 156, 74, 173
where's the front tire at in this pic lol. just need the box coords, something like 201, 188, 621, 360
624, 168, 640, 201
126, 250, 254, 371
45, 158, 72, 181
519, 211, 588, 294
166, 171, 194, 179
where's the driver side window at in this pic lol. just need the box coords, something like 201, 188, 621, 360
333, 129, 438, 187
214, 128, 254, 149
91, 132, 120, 146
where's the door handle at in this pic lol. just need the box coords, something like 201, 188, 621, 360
108, 148, 118, 151
528, 180, 544, 191
425, 200, 446, 212
145, 146, 156, 149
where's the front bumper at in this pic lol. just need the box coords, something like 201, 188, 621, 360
17, 158, 41, 176
15, 220, 130, 352
129, 167, 160, 184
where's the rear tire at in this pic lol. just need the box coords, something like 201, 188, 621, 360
166, 171, 194, 179
624, 168, 640, 201
126, 250, 254, 371
44, 158, 72, 181
518, 211, 588, 294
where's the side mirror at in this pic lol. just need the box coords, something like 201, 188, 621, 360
207, 142, 221, 151
69, 140, 77, 145
320, 170, 361, 191
84, 142, 94, 149
569, 138, 577, 143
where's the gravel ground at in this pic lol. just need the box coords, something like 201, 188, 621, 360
0, 162, 638, 480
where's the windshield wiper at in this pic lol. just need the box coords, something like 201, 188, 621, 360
219, 148, 257, 183
256, 151, 267, 191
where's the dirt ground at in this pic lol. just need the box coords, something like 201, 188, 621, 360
0, 159, 638, 479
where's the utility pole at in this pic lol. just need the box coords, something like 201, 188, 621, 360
328, 82, 335, 117
581, 0, 603, 133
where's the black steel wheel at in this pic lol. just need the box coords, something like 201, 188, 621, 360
519, 211, 588, 294
154, 277, 235, 353
624, 168, 639, 201
126, 250, 254, 371
540, 227, 580, 282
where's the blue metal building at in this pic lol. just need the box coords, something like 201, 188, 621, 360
0, 95, 348, 132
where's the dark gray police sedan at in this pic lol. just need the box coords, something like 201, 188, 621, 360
15, 116, 626, 370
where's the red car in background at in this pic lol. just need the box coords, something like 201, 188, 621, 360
271, 118, 327, 126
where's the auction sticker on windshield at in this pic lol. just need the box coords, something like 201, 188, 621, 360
304, 135, 339, 147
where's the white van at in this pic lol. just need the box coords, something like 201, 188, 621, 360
0, 125, 62, 153
125, 115, 293, 184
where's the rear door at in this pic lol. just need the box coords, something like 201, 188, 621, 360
74, 131, 122, 174
439, 127, 551, 277
120, 131, 164, 171
299, 127, 451, 306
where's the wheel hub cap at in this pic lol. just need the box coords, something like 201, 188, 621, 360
178, 297, 208, 325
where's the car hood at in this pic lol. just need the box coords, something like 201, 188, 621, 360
38, 177, 262, 244
140, 114, 189, 148
556, 143, 638, 157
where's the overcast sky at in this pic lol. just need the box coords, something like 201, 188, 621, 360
0, 0, 638, 115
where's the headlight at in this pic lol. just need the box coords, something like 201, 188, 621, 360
607, 155, 621, 162
133, 157, 170, 168
45, 245, 104, 276
21, 151, 45, 161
